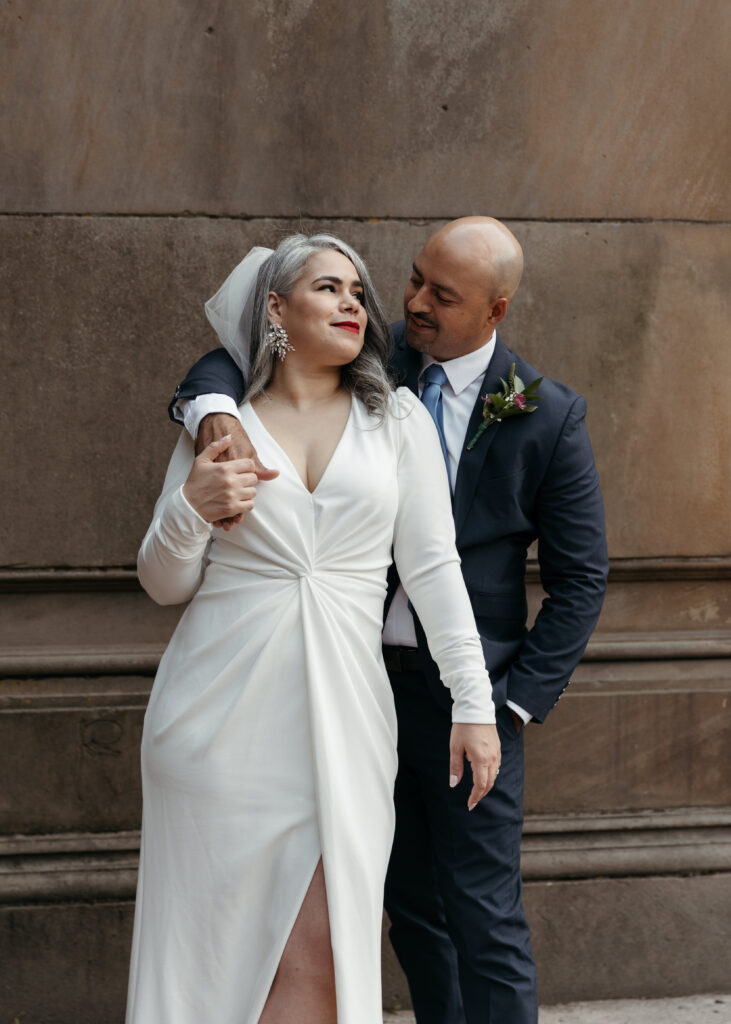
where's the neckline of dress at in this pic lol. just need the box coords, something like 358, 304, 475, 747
245, 393, 356, 498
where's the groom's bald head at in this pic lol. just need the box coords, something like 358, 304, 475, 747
404, 217, 524, 360
432, 217, 524, 300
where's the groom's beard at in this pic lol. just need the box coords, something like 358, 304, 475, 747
404, 311, 439, 353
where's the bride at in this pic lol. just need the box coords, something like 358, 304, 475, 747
127, 234, 500, 1024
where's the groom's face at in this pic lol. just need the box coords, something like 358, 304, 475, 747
403, 239, 502, 362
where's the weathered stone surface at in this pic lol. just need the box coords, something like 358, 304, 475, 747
510, 221, 731, 560
0, 589, 182, 649
571, 578, 731, 635
2, 1, 728, 219
0, 901, 134, 1024
0, 681, 146, 834
523, 658, 731, 815
1, 216, 729, 566
525, 874, 731, 1004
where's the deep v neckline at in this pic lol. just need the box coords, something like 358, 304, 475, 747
246, 394, 356, 497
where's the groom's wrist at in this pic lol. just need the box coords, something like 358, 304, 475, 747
505, 699, 532, 733
196, 412, 243, 455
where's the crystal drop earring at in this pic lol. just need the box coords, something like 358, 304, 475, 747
266, 323, 295, 361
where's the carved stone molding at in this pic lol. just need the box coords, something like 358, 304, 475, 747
0, 569, 141, 592
521, 808, 731, 880
1, 556, 730, 593
2, 628, 730, 678
2, 808, 729, 904
0, 644, 164, 678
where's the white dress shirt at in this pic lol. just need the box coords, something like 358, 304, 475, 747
173, 392, 243, 437
175, 334, 531, 724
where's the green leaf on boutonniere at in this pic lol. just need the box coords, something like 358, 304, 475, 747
465, 364, 544, 450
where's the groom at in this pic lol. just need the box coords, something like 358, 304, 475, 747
166, 217, 608, 1023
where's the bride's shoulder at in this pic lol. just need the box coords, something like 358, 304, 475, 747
388, 386, 431, 427
382, 388, 433, 447
387, 386, 421, 416
354, 388, 425, 440
355, 387, 418, 422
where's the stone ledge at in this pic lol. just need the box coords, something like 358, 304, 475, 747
2, 556, 730, 591
386, 995, 731, 1023
3, 809, 729, 904
2, 630, 730, 679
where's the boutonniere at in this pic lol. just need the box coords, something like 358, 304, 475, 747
466, 363, 542, 450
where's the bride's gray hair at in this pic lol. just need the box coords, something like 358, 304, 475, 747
245, 234, 393, 417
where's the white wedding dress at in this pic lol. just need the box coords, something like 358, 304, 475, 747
126, 388, 493, 1024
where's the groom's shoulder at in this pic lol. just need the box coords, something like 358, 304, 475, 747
388, 320, 413, 379
389, 319, 408, 359
390, 319, 407, 345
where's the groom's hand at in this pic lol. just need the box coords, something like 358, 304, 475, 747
196, 413, 279, 530
449, 723, 501, 811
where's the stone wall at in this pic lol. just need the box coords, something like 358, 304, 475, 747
1, 1, 729, 1019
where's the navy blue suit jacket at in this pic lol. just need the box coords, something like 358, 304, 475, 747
169, 323, 608, 723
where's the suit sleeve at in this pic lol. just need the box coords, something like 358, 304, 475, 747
507, 396, 609, 722
167, 348, 247, 424
392, 391, 495, 723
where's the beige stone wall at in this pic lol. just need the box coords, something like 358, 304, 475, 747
1, 1, 729, 1017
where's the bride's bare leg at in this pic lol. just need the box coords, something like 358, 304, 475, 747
259, 859, 336, 1024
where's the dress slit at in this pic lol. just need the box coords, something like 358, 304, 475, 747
255, 854, 333, 1023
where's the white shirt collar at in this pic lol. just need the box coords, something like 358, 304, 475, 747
419, 331, 497, 396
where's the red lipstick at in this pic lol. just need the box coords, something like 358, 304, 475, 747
333, 321, 360, 334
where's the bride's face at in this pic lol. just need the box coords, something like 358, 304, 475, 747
268, 250, 368, 366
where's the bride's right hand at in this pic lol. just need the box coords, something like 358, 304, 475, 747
182, 436, 260, 525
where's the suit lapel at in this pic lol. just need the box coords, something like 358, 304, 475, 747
452, 337, 515, 540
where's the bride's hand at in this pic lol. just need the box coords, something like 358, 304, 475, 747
183, 436, 260, 525
449, 723, 501, 811
196, 414, 279, 530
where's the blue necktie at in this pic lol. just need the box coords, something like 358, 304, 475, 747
420, 363, 451, 483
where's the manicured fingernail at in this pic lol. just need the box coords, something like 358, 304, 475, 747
221, 434, 232, 441
449, 774, 459, 788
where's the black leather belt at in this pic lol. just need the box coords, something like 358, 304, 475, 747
383, 645, 423, 674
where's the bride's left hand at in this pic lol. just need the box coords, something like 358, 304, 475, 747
449, 723, 501, 811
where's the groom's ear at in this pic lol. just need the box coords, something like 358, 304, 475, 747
486, 296, 509, 327
267, 290, 285, 324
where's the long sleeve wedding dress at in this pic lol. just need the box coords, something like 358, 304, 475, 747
126, 388, 494, 1024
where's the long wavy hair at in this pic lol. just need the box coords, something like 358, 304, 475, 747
244, 234, 393, 417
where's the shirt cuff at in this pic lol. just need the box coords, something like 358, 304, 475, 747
506, 699, 533, 725
175, 394, 242, 439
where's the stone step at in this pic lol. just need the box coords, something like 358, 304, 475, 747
384, 994, 730, 1023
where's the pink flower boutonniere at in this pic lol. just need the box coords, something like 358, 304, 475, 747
466, 363, 542, 450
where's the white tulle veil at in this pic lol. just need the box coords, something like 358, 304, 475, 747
204, 247, 273, 378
